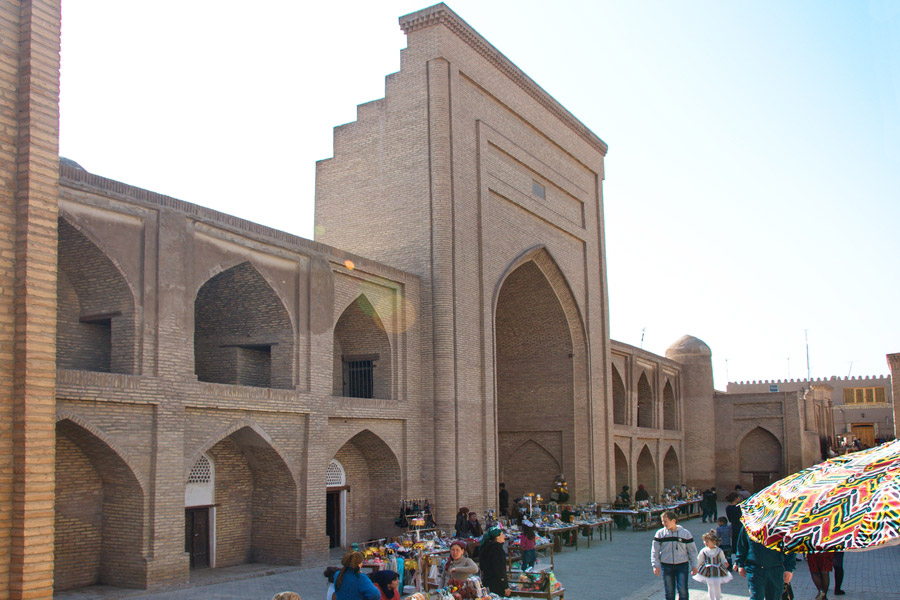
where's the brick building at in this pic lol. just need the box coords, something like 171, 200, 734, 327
0, 2, 896, 597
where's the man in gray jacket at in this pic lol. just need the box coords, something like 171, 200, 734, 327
651, 510, 699, 600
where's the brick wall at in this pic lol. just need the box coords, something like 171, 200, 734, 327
637, 373, 654, 428
0, 1, 61, 598
738, 427, 783, 474
612, 367, 627, 425
194, 262, 294, 389
662, 447, 680, 489
663, 381, 677, 430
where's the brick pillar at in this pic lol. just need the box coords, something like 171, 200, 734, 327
887, 354, 900, 439
0, 2, 61, 598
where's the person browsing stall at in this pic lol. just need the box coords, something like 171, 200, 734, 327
479, 527, 511, 597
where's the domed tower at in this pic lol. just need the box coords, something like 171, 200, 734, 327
666, 335, 716, 489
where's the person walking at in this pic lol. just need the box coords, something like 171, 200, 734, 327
479, 527, 511, 597
455, 507, 470, 538
333, 551, 380, 600
518, 519, 537, 571
806, 552, 835, 600
733, 527, 796, 600
715, 517, 733, 562
832, 552, 845, 595
725, 492, 744, 543
692, 530, 732, 600
651, 510, 699, 600
499, 483, 509, 518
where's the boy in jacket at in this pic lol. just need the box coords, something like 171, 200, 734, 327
651, 511, 699, 600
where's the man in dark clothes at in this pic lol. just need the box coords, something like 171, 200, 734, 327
499, 483, 509, 518
734, 527, 796, 600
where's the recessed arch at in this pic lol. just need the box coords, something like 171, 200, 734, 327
663, 446, 680, 490
331, 430, 401, 543
55, 418, 146, 591
612, 365, 627, 426
333, 294, 392, 399
614, 443, 629, 494
57, 216, 138, 374
194, 261, 295, 389
200, 423, 301, 566
739, 426, 783, 491
494, 246, 587, 502
637, 372, 654, 428
663, 379, 677, 430
501, 439, 561, 501
636, 445, 657, 497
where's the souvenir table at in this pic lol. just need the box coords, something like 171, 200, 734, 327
573, 517, 613, 547
534, 524, 580, 551
507, 569, 565, 599
599, 507, 665, 531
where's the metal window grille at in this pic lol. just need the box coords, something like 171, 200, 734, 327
326, 459, 346, 487
187, 455, 212, 484
344, 359, 374, 398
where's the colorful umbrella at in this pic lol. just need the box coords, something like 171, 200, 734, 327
740, 438, 900, 553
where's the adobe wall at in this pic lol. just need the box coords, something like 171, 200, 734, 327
315, 3, 612, 514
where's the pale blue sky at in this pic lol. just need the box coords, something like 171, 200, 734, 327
59, 1, 900, 388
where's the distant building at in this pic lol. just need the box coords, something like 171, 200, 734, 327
727, 375, 895, 448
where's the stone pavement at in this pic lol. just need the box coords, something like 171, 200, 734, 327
56, 507, 900, 600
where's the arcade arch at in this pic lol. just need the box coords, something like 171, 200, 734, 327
637, 372, 654, 428
194, 261, 294, 389
331, 430, 402, 545
333, 295, 392, 399
612, 366, 627, 426
636, 445, 657, 497
56, 217, 138, 374
201, 426, 300, 567
54, 418, 146, 591
663, 380, 677, 430
663, 446, 680, 490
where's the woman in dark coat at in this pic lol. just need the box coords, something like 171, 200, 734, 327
455, 507, 470, 538
479, 527, 511, 597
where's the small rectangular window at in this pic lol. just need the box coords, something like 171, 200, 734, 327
532, 180, 546, 199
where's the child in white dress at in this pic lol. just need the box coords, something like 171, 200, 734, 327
693, 530, 733, 600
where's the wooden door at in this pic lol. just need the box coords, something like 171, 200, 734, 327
851, 424, 875, 448
185, 508, 210, 568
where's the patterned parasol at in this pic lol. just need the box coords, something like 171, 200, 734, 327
740, 438, 900, 553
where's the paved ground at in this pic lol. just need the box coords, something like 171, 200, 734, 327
57, 506, 900, 600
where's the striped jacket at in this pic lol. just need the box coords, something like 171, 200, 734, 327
651, 525, 699, 569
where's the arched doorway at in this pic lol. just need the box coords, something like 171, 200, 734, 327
194, 261, 294, 389
636, 445, 657, 497
333, 295, 392, 399
612, 366, 627, 426
663, 380, 677, 430
185, 454, 215, 569
201, 425, 300, 566
739, 427, 783, 492
55, 419, 146, 590
495, 253, 586, 501
614, 444, 629, 494
325, 459, 348, 549
637, 372, 654, 428
663, 447, 680, 490
332, 430, 401, 544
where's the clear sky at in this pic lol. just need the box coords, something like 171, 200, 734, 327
59, 1, 900, 389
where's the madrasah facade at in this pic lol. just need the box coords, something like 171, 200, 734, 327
1, 2, 897, 596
